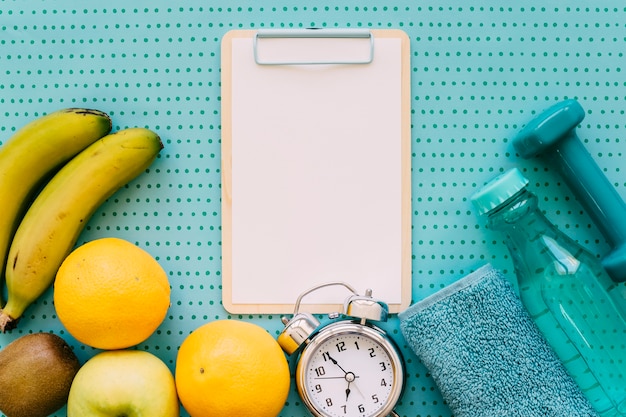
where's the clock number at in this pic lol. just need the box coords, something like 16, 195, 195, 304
314, 366, 326, 377
379, 361, 387, 371
358, 404, 366, 413
354, 340, 360, 350
368, 347, 376, 358
381, 378, 388, 387
322, 351, 331, 362
326, 398, 333, 407
315, 384, 322, 393
336, 341, 346, 352
372, 394, 380, 404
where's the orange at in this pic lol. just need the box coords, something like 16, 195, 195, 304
53, 237, 171, 350
175, 320, 290, 417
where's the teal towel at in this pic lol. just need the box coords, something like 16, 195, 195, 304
399, 264, 599, 417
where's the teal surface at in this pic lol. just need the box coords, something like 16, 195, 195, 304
1, 1, 625, 416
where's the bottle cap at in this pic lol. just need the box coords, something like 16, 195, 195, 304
471, 168, 529, 215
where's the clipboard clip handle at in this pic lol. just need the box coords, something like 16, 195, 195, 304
253, 28, 374, 65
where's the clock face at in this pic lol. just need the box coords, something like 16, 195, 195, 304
297, 324, 402, 417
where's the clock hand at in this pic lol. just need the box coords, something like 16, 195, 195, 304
327, 354, 350, 375
314, 373, 360, 381
344, 372, 358, 400
314, 376, 349, 380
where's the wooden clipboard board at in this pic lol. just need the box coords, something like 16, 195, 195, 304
221, 29, 411, 314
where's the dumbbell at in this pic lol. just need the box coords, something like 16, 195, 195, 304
513, 99, 626, 282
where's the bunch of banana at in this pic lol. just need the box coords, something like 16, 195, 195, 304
0, 110, 163, 332
0, 109, 112, 303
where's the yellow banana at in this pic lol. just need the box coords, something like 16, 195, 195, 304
0, 108, 112, 304
0, 127, 163, 331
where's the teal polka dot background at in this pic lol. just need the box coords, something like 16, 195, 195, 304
1, 1, 625, 416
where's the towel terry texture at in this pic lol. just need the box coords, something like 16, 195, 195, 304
398, 264, 599, 417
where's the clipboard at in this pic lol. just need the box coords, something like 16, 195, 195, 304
221, 28, 412, 314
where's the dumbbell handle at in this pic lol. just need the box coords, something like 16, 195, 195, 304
554, 130, 626, 247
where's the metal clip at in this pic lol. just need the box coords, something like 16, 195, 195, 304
253, 28, 374, 65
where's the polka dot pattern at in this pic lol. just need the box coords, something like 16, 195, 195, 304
1, 2, 625, 416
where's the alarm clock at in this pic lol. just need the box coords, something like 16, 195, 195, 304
277, 282, 404, 417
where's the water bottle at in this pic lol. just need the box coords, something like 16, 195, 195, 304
471, 168, 626, 417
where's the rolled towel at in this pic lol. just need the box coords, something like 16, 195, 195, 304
399, 264, 599, 417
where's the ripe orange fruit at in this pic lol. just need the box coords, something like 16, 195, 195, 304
175, 320, 290, 417
53, 237, 171, 350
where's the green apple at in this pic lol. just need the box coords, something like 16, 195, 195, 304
67, 350, 179, 417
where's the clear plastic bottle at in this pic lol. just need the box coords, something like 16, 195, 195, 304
471, 168, 626, 417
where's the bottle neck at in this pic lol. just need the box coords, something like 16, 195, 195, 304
485, 188, 561, 271
485, 188, 543, 231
